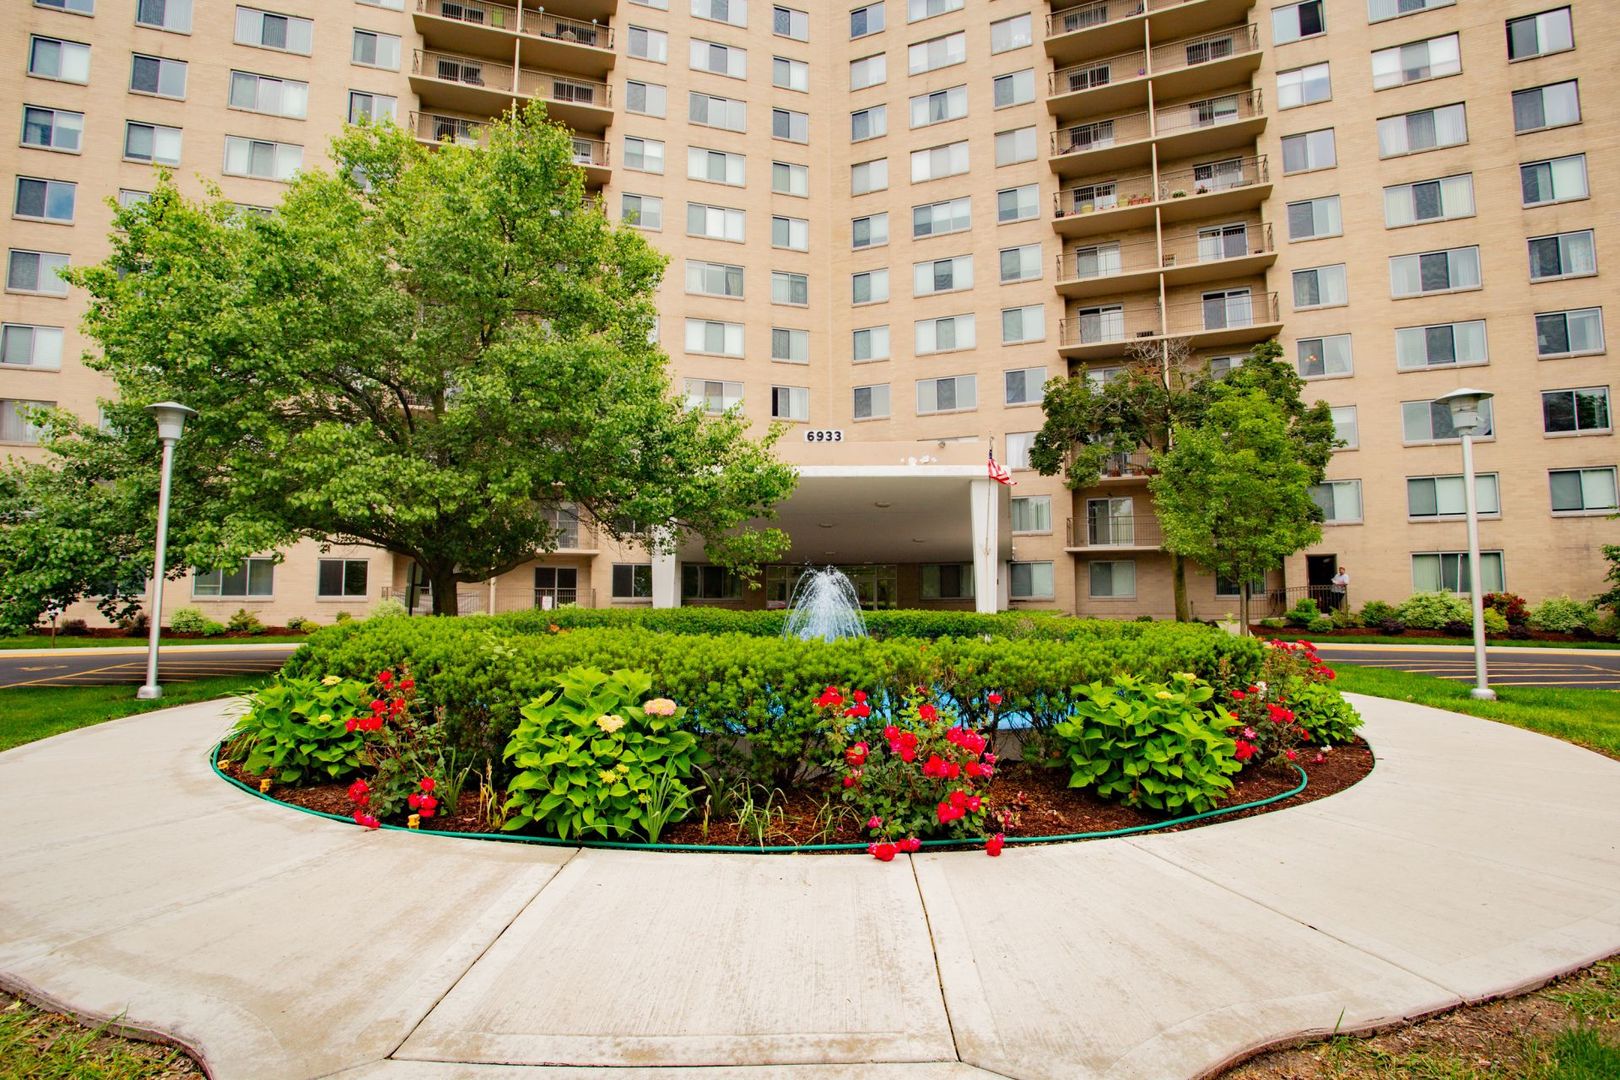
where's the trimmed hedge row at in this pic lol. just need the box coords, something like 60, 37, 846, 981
285, 616, 1264, 786
443, 607, 1109, 641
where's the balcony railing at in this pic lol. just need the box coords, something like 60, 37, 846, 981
516, 68, 611, 108
1154, 89, 1264, 137
1060, 307, 1162, 347
1057, 236, 1160, 282
413, 111, 488, 145
534, 586, 593, 609
1049, 49, 1147, 95
1164, 291, 1281, 335
1149, 24, 1258, 74
522, 9, 613, 49
1161, 222, 1273, 266
1046, 0, 1144, 39
569, 134, 609, 168
419, 0, 520, 30
1067, 513, 1163, 548
1052, 110, 1151, 157
1054, 172, 1156, 217
415, 48, 515, 91
1157, 154, 1269, 199
1057, 225, 1271, 282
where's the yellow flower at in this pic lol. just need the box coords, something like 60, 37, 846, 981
615, 762, 629, 774
598, 769, 618, 784
321, 675, 342, 686
596, 714, 626, 733
316, 712, 333, 725
1155, 690, 1174, 700
1174, 672, 1197, 682
637, 793, 650, 804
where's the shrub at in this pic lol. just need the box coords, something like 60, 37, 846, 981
1285, 598, 1321, 628
58, 618, 89, 637
1483, 592, 1529, 627
1441, 619, 1471, 638
1359, 600, 1398, 626
227, 608, 266, 635
1305, 616, 1334, 634
286, 615, 309, 630
117, 611, 149, 637
1049, 674, 1240, 814
1258, 617, 1287, 630
502, 667, 705, 842
226, 673, 372, 784
198, 618, 227, 637
1378, 617, 1406, 635
334, 611, 353, 623
1226, 640, 1362, 760
1530, 595, 1600, 635
371, 597, 408, 620
1397, 591, 1471, 630
1288, 681, 1362, 747
170, 607, 209, 634
1482, 608, 1509, 636
1329, 607, 1360, 629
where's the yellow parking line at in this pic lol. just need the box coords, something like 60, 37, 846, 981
0, 661, 138, 689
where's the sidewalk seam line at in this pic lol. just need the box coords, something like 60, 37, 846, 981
908, 853, 965, 1068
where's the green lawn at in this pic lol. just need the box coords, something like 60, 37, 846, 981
1334, 664, 1620, 759
0, 635, 308, 650
0, 676, 270, 754
0, 996, 200, 1080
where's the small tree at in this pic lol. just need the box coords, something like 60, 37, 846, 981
1150, 390, 1324, 631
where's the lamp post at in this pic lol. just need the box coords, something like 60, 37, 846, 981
136, 402, 196, 701
1434, 388, 1496, 702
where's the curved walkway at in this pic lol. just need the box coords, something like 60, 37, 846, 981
1, 695, 1618, 1080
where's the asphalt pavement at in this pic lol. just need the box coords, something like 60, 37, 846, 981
0, 644, 299, 689
1314, 642, 1620, 690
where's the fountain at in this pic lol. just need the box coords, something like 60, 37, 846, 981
782, 567, 868, 641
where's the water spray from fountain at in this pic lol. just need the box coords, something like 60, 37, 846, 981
782, 567, 868, 641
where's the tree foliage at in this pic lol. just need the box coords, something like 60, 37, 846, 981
0, 107, 796, 626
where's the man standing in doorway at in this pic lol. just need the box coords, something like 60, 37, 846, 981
1330, 565, 1350, 613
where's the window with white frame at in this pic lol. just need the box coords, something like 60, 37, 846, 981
852, 212, 889, 249
774, 4, 809, 39
317, 559, 369, 599
998, 184, 1038, 222
6, 250, 69, 295
686, 259, 745, 298
688, 146, 745, 185
916, 313, 975, 353
1002, 307, 1045, 346
689, 91, 746, 131
770, 385, 809, 421
629, 25, 669, 61
1378, 102, 1467, 157
347, 91, 396, 123
14, 178, 75, 224
1286, 196, 1341, 241
136, 0, 193, 31
852, 269, 888, 304
851, 54, 886, 89
1085, 561, 1130, 599
1402, 395, 1493, 441
1507, 7, 1573, 61
910, 85, 968, 128
850, 1, 884, 38
909, 0, 961, 20
21, 106, 83, 152
1004, 431, 1035, 470
42, 0, 96, 14
1396, 321, 1488, 369
0, 399, 52, 444
1011, 495, 1051, 533
1309, 479, 1363, 523
685, 378, 743, 414
624, 136, 665, 173
1368, 0, 1451, 22
1292, 264, 1347, 309
853, 382, 890, 419
990, 14, 1032, 53
773, 55, 809, 91
625, 80, 667, 116
351, 29, 400, 69
1278, 62, 1331, 108
852, 324, 890, 360
916, 374, 976, 413
27, 36, 90, 83
772, 107, 809, 143
1521, 154, 1587, 207
1372, 33, 1460, 89
1529, 231, 1596, 281
912, 198, 969, 238
235, 7, 312, 53
130, 54, 187, 97
685, 317, 745, 356
909, 31, 965, 74
851, 105, 888, 141
224, 136, 302, 181
773, 161, 810, 196
993, 69, 1036, 109
691, 38, 747, 77
772, 270, 809, 305
1542, 386, 1610, 435
1550, 467, 1617, 513
913, 255, 972, 296
1384, 173, 1474, 227
1273, 0, 1324, 44
1000, 244, 1042, 283
357, 0, 403, 8
693, 0, 747, 28
1004, 365, 1045, 404
230, 71, 309, 117
124, 122, 182, 164
852, 159, 889, 195
1513, 81, 1580, 132
0, 324, 63, 369
772, 215, 809, 251
621, 193, 662, 229
1412, 551, 1503, 594
911, 141, 969, 182
193, 557, 275, 597
1390, 246, 1480, 297
1536, 308, 1604, 358
1296, 335, 1353, 378
995, 127, 1037, 166
772, 327, 809, 364
1408, 473, 1500, 518
1281, 129, 1335, 173
1331, 404, 1358, 449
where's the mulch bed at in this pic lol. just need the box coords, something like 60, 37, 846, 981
1250, 625, 1608, 644
220, 737, 1374, 849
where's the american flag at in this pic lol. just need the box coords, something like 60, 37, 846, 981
987, 452, 1016, 486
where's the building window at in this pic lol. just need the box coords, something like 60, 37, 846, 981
909, 0, 961, 20
1528, 230, 1596, 281
772, 327, 809, 364
1384, 174, 1474, 227
1396, 321, 1488, 370
136, 0, 193, 31
1309, 479, 1363, 523
630, 0, 668, 8
910, 85, 968, 129
348, 91, 396, 124
909, 31, 965, 75
1277, 62, 1331, 109
690, 38, 747, 78
770, 385, 809, 421
38, 0, 96, 13
686, 260, 745, 299
850, 54, 886, 90
684, 378, 743, 414
317, 559, 368, 598
774, 5, 809, 39
1004, 364, 1045, 404
629, 26, 669, 62
851, 105, 888, 141
772, 108, 809, 143
1378, 103, 1467, 157
1215, 572, 1267, 598
852, 212, 889, 249
998, 184, 1038, 223
684, 318, 744, 357
693, 0, 747, 29
625, 79, 667, 117
624, 136, 665, 174
1402, 396, 1493, 443
915, 313, 975, 354
852, 269, 888, 304
919, 564, 974, 600
223, 136, 302, 181
688, 146, 745, 185
1507, 7, 1573, 61
0, 399, 54, 444
124, 121, 182, 165
1389, 246, 1481, 297
620, 193, 662, 229
1550, 467, 1618, 513
612, 564, 654, 600
772, 270, 809, 305
27, 36, 91, 83
1002, 308, 1045, 347
1514, 81, 1580, 133
1000, 244, 1041, 283
1536, 308, 1604, 358
357, 0, 404, 8
686, 202, 746, 243
913, 255, 972, 297
14, 178, 75, 224
0, 324, 63, 369
6, 250, 70, 296
130, 54, 188, 98
21, 106, 83, 153
910, 141, 969, 182
1521, 154, 1587, 207
774, 161, 810, 196
1273, 1, 1325, 44
351, 29, 400, 69
916, 374, 976, 414
852, 382, 890, 419
1412, 551, 1503, 594
1281, 129, 1335, 174
1408, 473, 1500, 518
1286, 196, 1341, 241
234, 7, 313, 54
852, 159, 889, 196
1011, 495, 1051, 534
1332, 405, 1358, 449
771, 56, 809, 92
1085, 561, 1130, 599
231, 71, 309, 118
682, 565, 744, 601
1297, 335, 1353, 378
852, 326, 890, 362
991, 14, 1032, 53
1372, 33, 1460, 89
1292, 264, 1347, 309
993, 69, 1036, 109
689, 92, 746, 132
1542, 386, 1611, 435
1011, 561, 1056, 600
850, 1, 885, 38
1368, 0, 1452, 22
193, 558, 275, 597
994, 127, 1039, 168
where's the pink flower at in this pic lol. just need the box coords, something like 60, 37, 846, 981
965, 795, 982, 812
985, 833, 1005, 857
1242, 727, 1257, 739
902, 837, 922, 853
1285, 749, 1298, 761
866, 815, 882, 830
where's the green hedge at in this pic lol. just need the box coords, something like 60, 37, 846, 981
430, 607, 1110, 641
285, 616, 1263, 786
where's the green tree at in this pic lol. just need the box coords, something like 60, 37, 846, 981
0, 107, 795, 626
1150, 389, 1324, 631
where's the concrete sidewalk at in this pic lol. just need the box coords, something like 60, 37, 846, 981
1, 695, 1618, 1079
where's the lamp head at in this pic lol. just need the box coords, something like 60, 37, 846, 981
1433, 387, 1493, 437
145, 401, 197, 442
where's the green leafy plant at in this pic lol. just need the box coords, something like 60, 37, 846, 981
501, 667, 707, 841
1484, 592, 1530, 626
1482, 608, 1509, 635
1290, 681, 1362, 746
370, 597, 408, 619
1530, 595, 1600, 635
226, 673, 371, 784
1305, 615, 1333, 633
169, 606, 209, 634
1358, 600, 1398, 626
1049, 673, 1240, 814
1397, 591, 1472, 630
227, 608, 265, 635
1286, 597, 1321, 628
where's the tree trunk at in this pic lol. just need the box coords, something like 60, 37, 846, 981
1240, 583, 1251, 637
1170, 553, 1190, 622
429, 566, 461, 617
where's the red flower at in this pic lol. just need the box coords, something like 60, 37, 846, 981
1231, 690, 1246, 701
918, 703, 938, 723
845, 742, 869, 766
898, 745, 917, 763
965, 761, 986, 778
378, 670, 393, 685
948, 789, 967, 810
345, 718, 359, 733
815, 686, 844, 708
882, 724, 900, 742
420, 777, 435, 792
347, 779, 370, 801
419, 796, 437, 816
390, 698, 405, 716
853, 690, 868, 704
353, 812, 379, 830
362, 715, 383, 732
869, 841, 897, 862
1285, 749, 1298, 761
408, 793, 422, 809
1323, 668, 1336, 681
987, 692, 1003, 707
944, 761, 961, 780
867, 815, 882, 830
1234, 739, 1256, 762
902, 837, 922, 853
965, 795, 982, 812
922, 754, 948, 778
983, 753, 997, 765
985, 833, 1005, 857
936, 801, 963, 824
843, 702, 872, 719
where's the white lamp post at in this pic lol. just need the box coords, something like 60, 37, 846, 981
1434, 388, 1496, 702
136, 402, 197, 701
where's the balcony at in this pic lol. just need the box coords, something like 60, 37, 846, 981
1050, 110, 1153, 176
1047, 24, 1258, 120
1053, 224, 1273, 298
1156, 155, 1271, 224
1056, 235, 1163, 299
1045, 0, 1259, 66
410, 50, 613, 130
1049, 90, 1264, 177
1066, 513, 1164, 551
1048, 48, 1150, 117
1058, 306, 1164, 360
1052, 171, 1158, 236
534, 586, 594, 609
411, 112, 610, 183
1164, 291, 1282, 349
415, 1, 615, 73
1052, 157, 1269, 238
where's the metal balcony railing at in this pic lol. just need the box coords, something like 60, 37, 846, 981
1054, 172, 1157, 217
1067, 513, 1164, 548
414, 48, 515, 91
1057, 237, 1160, 282
1050, 49, 1148, 95
1059, 307, 1162, 347
1153, 89, 1265, 137
1046, 0, 1144, 39
419, 0, 520, 30
1156, 154, 1269, 199
569, 134, 609, 168
516, 68, 611, 108
1164, 291, 1281, 335
413, 111, 488, 145
1057, 225, 1271, 282
522, 9, 613, 49
534, 586, 592, 609
1161, 222, 1273, 266
1149, 25, 1258, 74
1052, 110, 1151, 157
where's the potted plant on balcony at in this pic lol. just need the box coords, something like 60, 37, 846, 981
1170, 189, 1188, 199
1079, 200, 1095, 214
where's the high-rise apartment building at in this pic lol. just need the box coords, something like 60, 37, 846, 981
1, 0, 1614, 623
